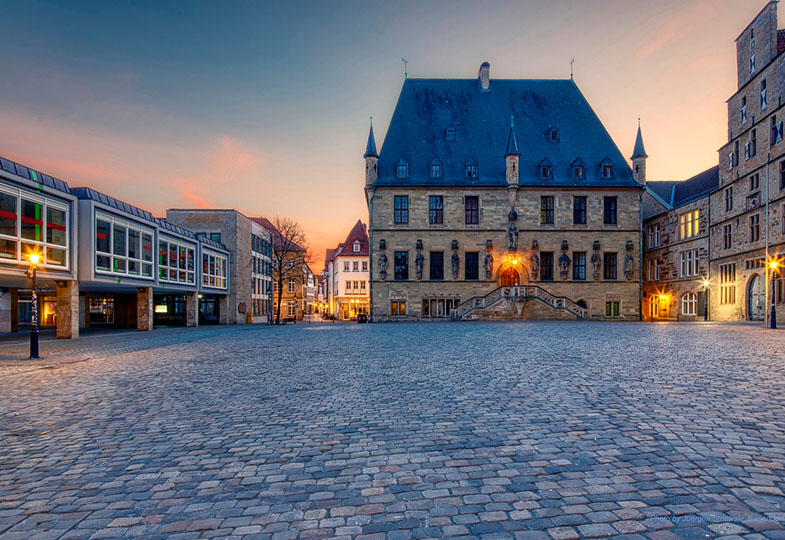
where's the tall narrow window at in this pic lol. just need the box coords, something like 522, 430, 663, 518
465, 252, 479, 280
741, 96, 747, 124
394, 196, 409, 224
761, 79, 768, 109
540, 252, 554, 281
573, 196, 586, 225
751, 129, 757, 157
394, 251, 408, 280
465, 196, 479, 225
724, 186, 733, 211
428, 196, 444, 224
750, 214, 760, 242
603, 196, 617, 225
429, 251, 444, 280
603, 253, 617, 280
429, 159, 442, 179
572, 252, 586, 280
723, 224, 732, 250
780, 160, 785, 191
540, 196, 554, 225
396, 159, 409, 179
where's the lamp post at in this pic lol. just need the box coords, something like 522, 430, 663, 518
25, 253, 40, 359
702, 279, 710, 322
770, 260, 779, 330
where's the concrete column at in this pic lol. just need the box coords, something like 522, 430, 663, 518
136, 287, 153, 331
78, 295, 87, 329
56, 281, 79, 339
186, 293, 199, 327
0, 288, 13, 333
219, 295, 229, 325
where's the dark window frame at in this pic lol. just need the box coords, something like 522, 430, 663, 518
603, 196, 618, 225
540, 196, 555, 225
465, 251, 479, 281
429, 251, 444, 280
572, 251, 586, 280
394, 251, 409, 280
573, 196, 587, 225
465, 196, 479, 225
394, 195, 409, 224
429, 195, 444, 225
603, 252, 617, 280
540, 252, 554, 281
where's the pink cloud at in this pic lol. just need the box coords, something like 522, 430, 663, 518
635, 0, 716, 62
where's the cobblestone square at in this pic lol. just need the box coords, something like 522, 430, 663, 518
2, 322, 785, 539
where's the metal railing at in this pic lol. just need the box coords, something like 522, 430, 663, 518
452, 285, 587, 320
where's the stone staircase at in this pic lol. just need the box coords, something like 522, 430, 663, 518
452, 285, 587, 321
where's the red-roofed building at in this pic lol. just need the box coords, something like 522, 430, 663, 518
325, 220, 369, 320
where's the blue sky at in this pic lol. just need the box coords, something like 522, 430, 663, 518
0, 0, 776, 265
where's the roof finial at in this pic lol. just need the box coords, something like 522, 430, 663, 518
402, 57, 408, 79
570, 58, 574, 80
637, 116, 640, 128
510, 114, 514, 128
364, 117, 378, 159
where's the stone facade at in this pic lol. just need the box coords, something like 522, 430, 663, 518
370, 186, 642, 321
642, 193, 710, 321
709, 1, 785, 324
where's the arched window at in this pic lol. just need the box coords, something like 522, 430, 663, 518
576, 299, 588, 309
396, 159, 409, 179
681, 292, 697, 316
429, 159, 443, 179
649, 295, 659, 318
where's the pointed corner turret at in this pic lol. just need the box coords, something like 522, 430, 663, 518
505, 115, 520, 157
505, 115, 520, 187
363, 117, 378, 159
630, 119, 648, 185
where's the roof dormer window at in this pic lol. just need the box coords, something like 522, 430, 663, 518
465, 160, 478, 179
396, 159, 409, 179
600, 159, 614, 179
548, 127, 560, 141
538, 159, 553, 179
445, 127, 456, 141
429, 159, 442, 179
571, 159, 585, 180
353, 241, 361, 253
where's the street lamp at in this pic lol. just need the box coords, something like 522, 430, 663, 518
702, 279, 710, 322
769, 259, 779, 330
25, 252, 40, 359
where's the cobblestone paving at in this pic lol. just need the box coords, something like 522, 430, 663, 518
2, 322, 785, 539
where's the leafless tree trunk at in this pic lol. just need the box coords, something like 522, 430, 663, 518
269, 216, 313, 324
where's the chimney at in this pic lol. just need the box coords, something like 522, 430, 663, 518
478, 62, 490, 92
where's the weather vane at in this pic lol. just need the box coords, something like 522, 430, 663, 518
570, 58, 574, 80
402, 57, 408, 79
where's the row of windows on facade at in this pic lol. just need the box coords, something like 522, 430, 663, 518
721, 207, 785, 250
393, 195, 619, 226
344, 280, 367, 293
394, 158, 615, 181
273, 300, 298, 317
251, 276, 272, 296
646, 210, 701, 249
251, 234, 273, 257
252, 298, 270, 317
390, 299, 621, 318
648, 292, 701, 317
723, 162, 785, 214
646, 249, 701, 282
343, 260, 368, 272
390, 250, 621, 281
0, 189, 68, 267
439, 126, 561, 144
273, 279, 300, 293
728, 116, 783, 169
253, 255, 272, 277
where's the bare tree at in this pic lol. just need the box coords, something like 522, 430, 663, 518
268, 216, 314, 324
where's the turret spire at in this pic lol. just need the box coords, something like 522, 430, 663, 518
505, 115, 520, 157
631, 119, 647, 159
364, 117, 378, 158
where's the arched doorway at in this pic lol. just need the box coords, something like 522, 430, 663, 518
500, 267, 520, 286
649, 295, 659, 318
748, 273, 765, 321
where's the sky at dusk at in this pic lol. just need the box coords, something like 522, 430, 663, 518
0, 0, 779, 270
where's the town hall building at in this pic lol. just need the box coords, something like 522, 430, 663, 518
365, 63, 644, 321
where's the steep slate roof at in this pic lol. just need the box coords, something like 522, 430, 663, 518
646, 166, 719, 210
376, 78, 636, 188
364, 123, 378, 158
334, 220, 369, 257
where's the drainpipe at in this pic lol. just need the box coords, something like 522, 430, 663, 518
764, 152, 770, 327
367, 189, 375, 323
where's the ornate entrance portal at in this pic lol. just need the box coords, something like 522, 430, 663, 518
748, 273, 765, 321
500, 267, 520, 286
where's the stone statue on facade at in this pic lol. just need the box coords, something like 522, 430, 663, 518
507, 222, 518, 251
484, 250, 494, 280
415, 251, 424, 280
624, 253, 634, 280
529, 239, 540, 280
378, 251, 388, 279
451, 251, 460, 279
591, 252, 602, 280
558, 252, 571, 280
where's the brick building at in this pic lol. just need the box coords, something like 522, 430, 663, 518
643, 167, 719, 321
255, 217, 307, 322
364, 63, 644, 321
325, 220, 370, 320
